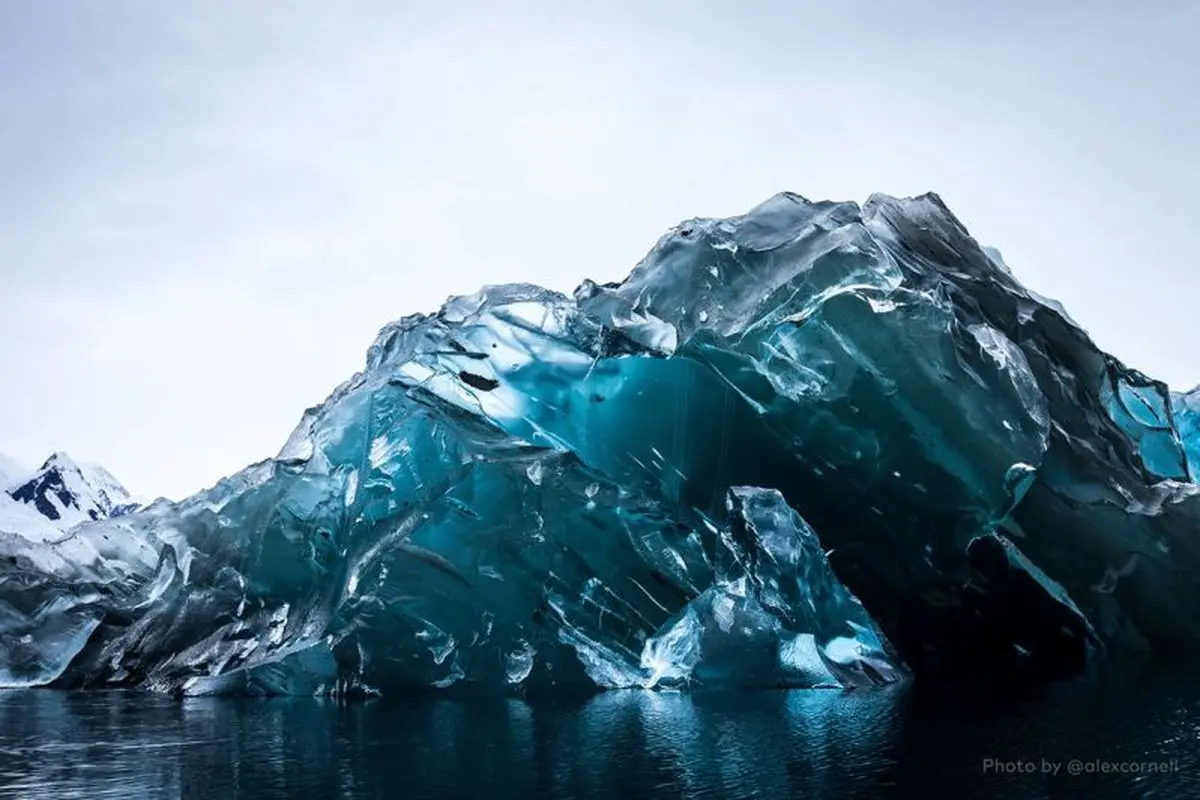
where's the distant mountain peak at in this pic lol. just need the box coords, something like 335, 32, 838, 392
43, 451, 82, 474
5, 452, 137, 532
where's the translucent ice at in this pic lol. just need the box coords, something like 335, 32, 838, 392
4, 191, 1200, 695
1174, 388, 1200, 483
639, 487, 902, 689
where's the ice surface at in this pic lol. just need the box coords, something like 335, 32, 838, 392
1174, 388, 1200, 483
3, 191, 1199, 695
639, 487, 902, 689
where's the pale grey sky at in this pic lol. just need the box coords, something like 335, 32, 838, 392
1, 1, 1197, 500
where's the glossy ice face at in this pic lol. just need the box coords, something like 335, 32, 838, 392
2, 191, 1197, 695
1174, 389, 1200, 484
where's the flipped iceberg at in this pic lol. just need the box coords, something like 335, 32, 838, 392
3, 191, 1198, 695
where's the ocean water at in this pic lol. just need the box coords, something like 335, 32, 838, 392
0, 664, 1197, 799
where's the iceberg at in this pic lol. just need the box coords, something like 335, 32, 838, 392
3, 191, 1198, 696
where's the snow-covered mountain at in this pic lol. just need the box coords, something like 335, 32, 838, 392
3, 452, 138, 535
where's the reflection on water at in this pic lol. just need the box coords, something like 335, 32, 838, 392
0, 666, 1198, 798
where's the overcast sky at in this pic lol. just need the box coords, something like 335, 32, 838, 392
1, 1, 1197, 500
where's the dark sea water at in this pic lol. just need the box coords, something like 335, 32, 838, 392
1, 665, 1197, 799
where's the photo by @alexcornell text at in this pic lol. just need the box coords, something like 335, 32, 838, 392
982, 758, 1181, 777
